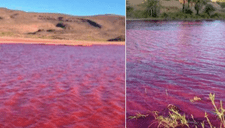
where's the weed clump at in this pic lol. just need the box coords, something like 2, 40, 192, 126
128, 93, 225, 128
150, 104, 190, 128
129, 112, 149, 120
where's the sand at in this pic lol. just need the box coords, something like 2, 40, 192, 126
0, 37, 125, 46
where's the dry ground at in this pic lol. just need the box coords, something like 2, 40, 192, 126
0, 8, 125, 42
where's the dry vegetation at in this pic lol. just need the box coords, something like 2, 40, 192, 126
129, 93, 225, 128
127, 0, 225, 20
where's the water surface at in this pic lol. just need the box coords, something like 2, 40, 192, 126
126, 20, 225, 127
0, 44, 125, 128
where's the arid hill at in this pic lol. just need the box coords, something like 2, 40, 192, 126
0, 8, 125, 41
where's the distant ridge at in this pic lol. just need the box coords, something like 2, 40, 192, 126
0, 8, 125, 41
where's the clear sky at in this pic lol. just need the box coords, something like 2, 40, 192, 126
0, 0, 125, 16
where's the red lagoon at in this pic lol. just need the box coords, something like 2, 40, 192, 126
126, 20, 225, 127
0, 44, 125, 128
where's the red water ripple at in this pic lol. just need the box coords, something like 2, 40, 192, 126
32, 121, 57, 128
127, 21, 225, 127
0, 45, 125, 127
12, 117, 36, 127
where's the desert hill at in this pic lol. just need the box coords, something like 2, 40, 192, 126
0, 8, 125, 41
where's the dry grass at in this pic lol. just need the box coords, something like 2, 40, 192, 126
129, 93, 225, 128
190, 96, 202, 103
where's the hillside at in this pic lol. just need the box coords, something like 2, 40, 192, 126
0, 8, 125, 41
127, 0, 224, 11
127, 0, 225, 19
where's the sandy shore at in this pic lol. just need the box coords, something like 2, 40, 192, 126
0, 37, 125, 46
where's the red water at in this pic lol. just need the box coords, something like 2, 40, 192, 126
126, 21, 225, 127
0, 44, 125, 128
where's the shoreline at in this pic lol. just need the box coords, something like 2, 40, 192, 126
0, 37, 125, 46
126, 18, 225, 21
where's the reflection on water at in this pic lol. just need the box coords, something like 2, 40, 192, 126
0, 44, 125, 128
126, 20, 225, 127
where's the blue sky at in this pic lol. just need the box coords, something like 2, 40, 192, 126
0, 0, 125, 16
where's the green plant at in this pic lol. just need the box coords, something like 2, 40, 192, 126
217, 2, 225, 8
200, 13, 210, 18
140, 0, 161, 17
133, 10, 146, 18
210, 13, 220, 18
184, 8, 193, 15
193, 0, 208, 15
160, 12, 169, 18
126, 0, 134, 18
204, 4, 215, 16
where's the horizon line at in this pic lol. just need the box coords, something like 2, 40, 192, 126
0, 7, 125, 17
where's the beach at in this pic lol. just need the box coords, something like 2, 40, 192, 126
0, 37, 125, 46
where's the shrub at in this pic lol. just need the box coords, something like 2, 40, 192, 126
219, 13, 225, 19
184, 8, 193, 15
210, 12, 220, 18
204, 4, 215, 16
175, 12, 185, 19
126, 6, 134, 18
200, 13, 210, 19
160, 12, 168, 18
56, 23, 66, 28
133, 10, 146, 18
217, 2, 225, 8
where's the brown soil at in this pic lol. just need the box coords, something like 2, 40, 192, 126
0, 8, 125, 42
0, 37, 125, 46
